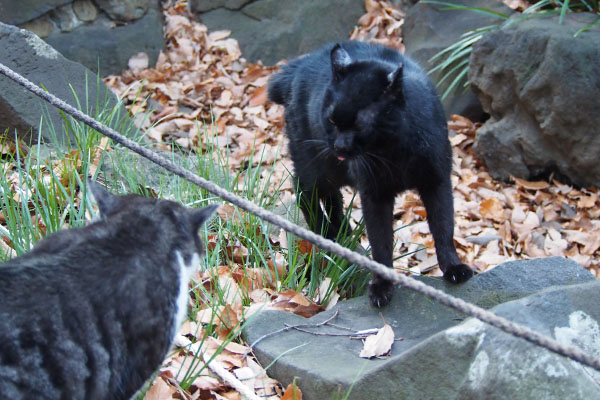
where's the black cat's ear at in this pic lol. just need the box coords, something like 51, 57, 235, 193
190, 204, 219, 231
88, 180, 119, 216
331, 43, 352, 81
386, 63, 404, 94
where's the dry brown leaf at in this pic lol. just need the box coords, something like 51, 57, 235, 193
577, 193, 597, 208
479, 198, 505, 221
359, 323, 395, 358
282, 383, 303, 400
514, 177, 550, 190
248, 85, 268, 107
143, 375, 177, 399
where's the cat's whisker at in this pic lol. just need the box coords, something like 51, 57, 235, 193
366, 151, 395, 178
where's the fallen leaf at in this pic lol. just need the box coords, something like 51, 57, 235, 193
282, 383, 303, 400
359, 323, 395, 359
144, 376, 176, 400
514, 177, 550, 190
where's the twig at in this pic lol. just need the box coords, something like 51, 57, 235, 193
285, 325, 353, 336
201, 352, 263, 400
245, 310, 340, 356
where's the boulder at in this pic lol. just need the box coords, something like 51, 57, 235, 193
244, 258, 597, 399
0, 0, 164, 76
93, 0, 150, 22
0, 23, 127, 146
403, 0, 514, 121
189, 0, 365, 65
0, 0, 69, 26
44, 4, 164, 75
469, 13, 600, 187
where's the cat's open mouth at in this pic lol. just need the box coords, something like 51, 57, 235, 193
337, 155, 346, 161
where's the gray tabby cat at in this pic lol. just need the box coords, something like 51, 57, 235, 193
0, 181, 217, 399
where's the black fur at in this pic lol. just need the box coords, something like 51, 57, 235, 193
0, 181, 216, 399
268, 41, 473, 307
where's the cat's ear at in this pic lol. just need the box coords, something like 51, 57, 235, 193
190, 204, 219, 231
386, 63, 404, 94
331, 44, 352, 81
88, 180, 120, 216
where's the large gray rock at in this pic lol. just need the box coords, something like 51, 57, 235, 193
0, 23, 127, 145
94, 0, 150, 21
0, 0, 70, 26
469, 13, 600, 187
245, 258, 596, 399
190, 0, 365, 65
403, 0, 514, 121
44, 4, 164, 75
1, 0, 164, 76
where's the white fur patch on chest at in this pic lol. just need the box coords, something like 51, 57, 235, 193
173, 251, 202, 340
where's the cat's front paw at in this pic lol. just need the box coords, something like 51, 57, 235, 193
368, 276, 395, 308
443, 263, 474, 284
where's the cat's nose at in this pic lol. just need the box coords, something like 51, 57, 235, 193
334, 134, 354, 157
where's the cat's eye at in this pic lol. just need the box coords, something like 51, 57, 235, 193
328, 118, 336, 126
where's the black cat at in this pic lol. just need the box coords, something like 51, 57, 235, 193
268, 41, 473, 307
0, 181, 217, 399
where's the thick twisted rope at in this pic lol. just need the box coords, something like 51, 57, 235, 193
1, 62, 599, 372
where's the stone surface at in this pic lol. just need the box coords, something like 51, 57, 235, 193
20, 16, 55, 38
403, 0, 514, 121
49, 2, 82, 32
192, 0, 251, 12
94, 0, 150, 22
469, 13, 600, 187
190, 0, 365, 65
44, 4, 164, 75
0, 23, 127, 146
244, 258, 596, 399
0, 0, 70, 26
72, 0, 98, 22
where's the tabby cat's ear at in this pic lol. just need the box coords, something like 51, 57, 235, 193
190, 204, 219, 231
386, 63, 404, 94
331, 44, 352, 81
88, 180, 119, 217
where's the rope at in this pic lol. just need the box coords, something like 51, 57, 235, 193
2, 62, 600, 372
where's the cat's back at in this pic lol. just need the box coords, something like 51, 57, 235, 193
0, 219, 170, 399
0, 186, 216, 400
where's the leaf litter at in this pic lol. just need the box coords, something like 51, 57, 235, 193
0, 0, 595, 399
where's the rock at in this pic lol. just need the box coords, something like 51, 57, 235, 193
469, 13, 600, 187
49, 3, 82, 32
20, 16, 55, 38
72, 0, 98, 22
190, 0, 365, 65
192, 0, 251, 13
403, 0, 514, 121
94, 0, 150, 22
44, 4, 164, 75
0, 0, 70, 26
244, 258, 596, 399
0, 22, 128, 146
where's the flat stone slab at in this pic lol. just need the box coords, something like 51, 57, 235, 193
244, 257, 595, 399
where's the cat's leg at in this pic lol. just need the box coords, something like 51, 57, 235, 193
418, 179, 473, 283
360, 192, 395, 307
295, 179, 330, 237
322, 190, 352, 240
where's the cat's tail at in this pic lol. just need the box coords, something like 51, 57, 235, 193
267, 66, 294, 105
